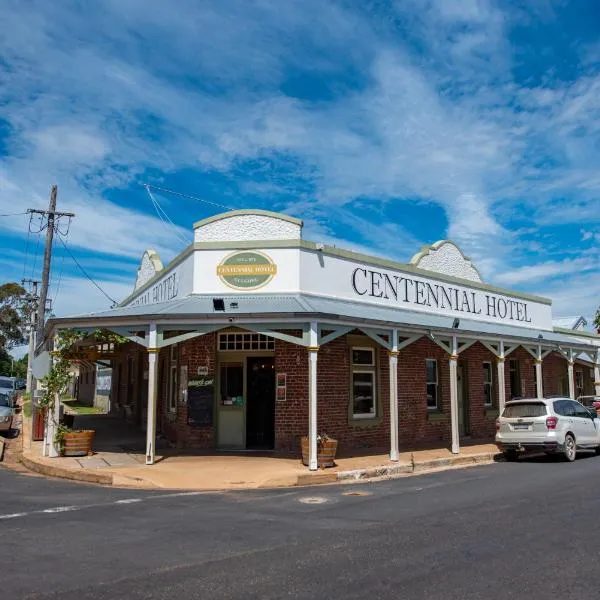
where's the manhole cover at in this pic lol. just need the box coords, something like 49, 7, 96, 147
299, 496, 329, 504
342, 490, 372, 497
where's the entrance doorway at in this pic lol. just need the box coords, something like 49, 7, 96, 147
457, 364, 470, 437
246, 357, 275, 450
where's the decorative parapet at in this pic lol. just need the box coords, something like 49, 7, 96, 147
410, 240, 482, 283
193, 209, 303, 243
134, 249, 164, 291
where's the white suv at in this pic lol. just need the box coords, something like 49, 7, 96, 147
495, 397, 600, 462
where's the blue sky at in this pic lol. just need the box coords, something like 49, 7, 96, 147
1, 0, 599, 330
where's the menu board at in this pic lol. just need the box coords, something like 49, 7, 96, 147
187, 376, 214, 427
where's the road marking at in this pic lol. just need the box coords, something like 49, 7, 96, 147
41, 506, 78, 513
115, 498, 143, 504
0, 512, 27, 520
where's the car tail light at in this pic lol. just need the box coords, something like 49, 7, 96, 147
495, 419, 500, 432
546, 416, 558, 430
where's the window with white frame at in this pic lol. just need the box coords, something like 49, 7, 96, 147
483, 362, 493, 406
351, 347, 376, 419
426, 359, 439, 410
218, 332, 274, 351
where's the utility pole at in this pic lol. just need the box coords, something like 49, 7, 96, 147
21, 279, 39, 394
28, 185, 75, 345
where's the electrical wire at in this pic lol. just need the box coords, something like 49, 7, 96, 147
56, 235, 118, 306
0, 211, 29, 217
52, 232, 68, 306
141, 183, 236, 212
144, 186, 191, 246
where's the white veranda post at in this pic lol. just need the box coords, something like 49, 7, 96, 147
308, 321, 319, 471
567, 349, 575, 400
497, 341, 506, 415
389, 329, 399, 462
535, 344, 543, 399
449, 335, 460, 455
146, 322, 159, 465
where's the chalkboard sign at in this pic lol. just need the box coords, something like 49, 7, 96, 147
187, 376, 215, 427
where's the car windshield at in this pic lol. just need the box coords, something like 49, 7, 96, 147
0, 380, 13, 389
503, 402, 547, 418
0, 396, 11, 407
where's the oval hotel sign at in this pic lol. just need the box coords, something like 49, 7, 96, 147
217, 251, 277, 290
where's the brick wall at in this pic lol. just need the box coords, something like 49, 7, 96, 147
273, 338, 308, 451
542, 352, 568, 397
505, 347, 536, 400
461, 342, 498, 439
398, 337, 450, 446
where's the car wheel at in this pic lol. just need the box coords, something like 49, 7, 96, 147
563, 434, 576, 462
595, 446, 600, 456
503, 450, 518, 462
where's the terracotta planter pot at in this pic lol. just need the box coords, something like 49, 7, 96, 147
62, 430, 95, 457
301, 436, 338, 468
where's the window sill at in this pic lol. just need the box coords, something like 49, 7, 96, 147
427, 411, 447, 422
349, 416, 381, 428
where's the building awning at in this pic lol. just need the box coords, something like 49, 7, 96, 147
46, 293, 600, 351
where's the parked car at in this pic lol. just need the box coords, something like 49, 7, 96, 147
496, 397, 600, 462
0, 394, 13, 435
0, 376, 17, 408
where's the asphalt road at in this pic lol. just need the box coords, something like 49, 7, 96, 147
3, 453, 600, 600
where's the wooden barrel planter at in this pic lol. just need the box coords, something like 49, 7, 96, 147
62, 430, 95, 457
301, 436, 338, 468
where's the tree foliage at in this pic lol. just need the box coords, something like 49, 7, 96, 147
0, 347, 27, 378
595, 306, 600, 332
0, 282, 28, 350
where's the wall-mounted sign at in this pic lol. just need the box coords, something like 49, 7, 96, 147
276, 372, 287, 402
217, 250, 277, 290
197, 366, 209, 376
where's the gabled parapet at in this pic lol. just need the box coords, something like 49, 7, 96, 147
410, 240, 482, 283
194, 209, 303, 243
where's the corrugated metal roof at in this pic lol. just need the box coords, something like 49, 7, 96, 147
48, 293, 600, 348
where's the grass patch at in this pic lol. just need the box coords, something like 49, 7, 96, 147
61, 399, 104, 415
22, 400, 32, 418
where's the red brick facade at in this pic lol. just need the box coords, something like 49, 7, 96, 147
108, 332, 584, 454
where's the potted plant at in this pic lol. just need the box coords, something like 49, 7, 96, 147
54, 424, 95, 457
301, 433, 338, 468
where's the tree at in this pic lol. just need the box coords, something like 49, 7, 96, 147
595, 306, 600, 332
0, 347, 27, 378
0, 282, 28, 350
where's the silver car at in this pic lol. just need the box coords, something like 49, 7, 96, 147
495, 397, 600, 462
0, 394, 13, 434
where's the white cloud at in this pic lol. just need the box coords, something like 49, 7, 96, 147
495, 258, 598, 286
0, 0, 599, 320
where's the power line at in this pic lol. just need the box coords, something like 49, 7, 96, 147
56, 235, 118, 306
144, 185, 191, 246
141, 182, 236, 212
0, 211, 29, 217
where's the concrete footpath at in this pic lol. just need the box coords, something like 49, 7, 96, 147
17, 415, 501, 490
